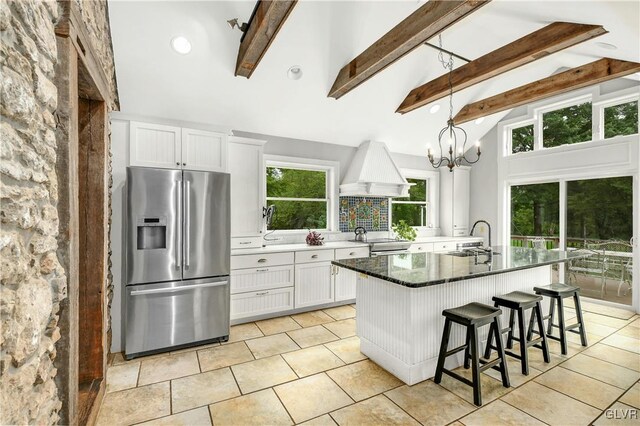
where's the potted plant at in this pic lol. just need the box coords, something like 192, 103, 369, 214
392, 220, 417, 241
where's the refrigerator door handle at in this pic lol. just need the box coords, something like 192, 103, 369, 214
185, 179, 191, 268
130, 280, 229, 296
176, 178, 182, 268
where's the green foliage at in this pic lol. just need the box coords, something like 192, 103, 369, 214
510, 183, 559, 237
604, 101, 638, 139
392, 220, 417, 241
395, 178, 427, 201
266, 167, 327, 230
543, 102, 592, 147
512, 124, 534, 153
392, 178, 427, 226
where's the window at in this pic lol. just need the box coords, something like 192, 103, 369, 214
542, 102, 592, 148
391, 178, 428, 227
510, 183, 559, 247
604, 100, 638, 138
511, 124, 534, 154
266, 166, 329, 231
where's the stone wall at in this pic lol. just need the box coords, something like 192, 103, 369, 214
0, 1, 118, 424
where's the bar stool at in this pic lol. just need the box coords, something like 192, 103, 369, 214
434, 302, 510, 406
533, 283, 588, 355
486, 291, 550, 375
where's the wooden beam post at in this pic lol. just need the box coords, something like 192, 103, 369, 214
328, 0, 490, 99
397, 22, 607, 114
453, 58, 640, 124
235, 0, 298, 78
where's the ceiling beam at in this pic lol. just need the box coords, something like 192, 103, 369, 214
327, 0, 490, 99
452, 58, 640, 124
235, 0, 298, 78
397, 22, 607, 114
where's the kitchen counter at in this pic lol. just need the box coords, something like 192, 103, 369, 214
231, 240, 370, 255
332, 246, 588, 287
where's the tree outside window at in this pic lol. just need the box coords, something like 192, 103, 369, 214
392, 178, 428, 227
604, 100, 638, 139
511, 124, 534, 154
542, 102, 592, 148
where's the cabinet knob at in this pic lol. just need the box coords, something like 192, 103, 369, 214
311, 254, 318, 259
182, 163, 186, 166
176, 162, 180, 166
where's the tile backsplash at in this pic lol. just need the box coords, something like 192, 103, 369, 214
339, 196, 389, 232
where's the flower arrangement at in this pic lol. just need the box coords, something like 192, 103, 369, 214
306, 229, 325, 246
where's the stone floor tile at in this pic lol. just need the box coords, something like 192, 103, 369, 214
593, 402, 639, 425
282, 345, 345, 377
438, 368, 510, 406
291, 310, 335, 327
323, 305, 356, 321
106, 361, 140, 393
545, 337, 585, 358
510, 343, 565, 372
324, 336, 367, 364
288, 325, 339, 348
459, 399, 545, 426
601, 334, 640, 354
231, 355, 297, 394
197, 341, 254, 372
300, 414, 337, 425
256, 316, 302, 335
170, 342, 220, 355
534, 366, 624, 409
274, 373, 353, 423
138, 351, 200, 386
561, 353, 640, 389
209, 389, 293, 425
627, 317, 640, 328
483, 355, 542, 387
565, 331, 601, 346
226, 322, 263, 343
581, 321, 619, 337
619, 382, 640, 409
96, 382, 170, 426
323, 319, 356, 339
583, 312, 630, 329
326, 359, 403, 402
385, 380, 475, 426
582, 343, 640, 372
616, 325, 640, 339
501, 381, 600, 426
245, 333, 300, 359
138, 406, 212, 426
330, 394, 419, 425
580, 301, 635, 320
171, 368, 240, 413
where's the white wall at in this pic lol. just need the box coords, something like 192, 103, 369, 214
469, 125, 499, 247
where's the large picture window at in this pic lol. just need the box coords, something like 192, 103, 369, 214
391, 178, 428, 227
265, 164, 331, 231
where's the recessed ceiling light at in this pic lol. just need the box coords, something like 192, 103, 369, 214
474, 117, 485, 125
287, 65, 303, 80
595, 42, 617, 51
429, 104, 440, 114
171, 36, 192, 54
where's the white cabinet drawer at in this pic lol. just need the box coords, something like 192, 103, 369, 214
433, 241, 457, 252
230, 287, 294, 320
453, 229, 468, 237
335, 247, 370, 260
230, 265, 294, 294
231, 252, 294, 270
295, 249, 334, 264
409, 243, 434, 253
231, 237, 262, 249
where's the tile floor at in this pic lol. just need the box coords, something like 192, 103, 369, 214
98, 302, 640, 425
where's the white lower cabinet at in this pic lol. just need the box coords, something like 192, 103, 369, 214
230, 288, 294, 321
295, 261, 334, 308
334, 266, 357, 301
230, 265, 294, 294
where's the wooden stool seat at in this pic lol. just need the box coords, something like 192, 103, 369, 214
533, 283, 579, 298
488, 291, 550, 376
435, 302, 510, 406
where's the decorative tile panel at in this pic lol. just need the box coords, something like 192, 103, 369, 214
339, 197, 389, 232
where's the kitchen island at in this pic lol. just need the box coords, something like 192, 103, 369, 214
332, 246, 588, 385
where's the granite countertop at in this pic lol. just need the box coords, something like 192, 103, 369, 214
332, 246, 590, 288
231, 241, 370, 255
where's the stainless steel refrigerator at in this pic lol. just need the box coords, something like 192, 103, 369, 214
124, 166, 230, 359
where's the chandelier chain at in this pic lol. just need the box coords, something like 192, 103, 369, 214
437, 34, 454, 120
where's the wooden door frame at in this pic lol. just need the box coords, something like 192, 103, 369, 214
54, 1, 118, 424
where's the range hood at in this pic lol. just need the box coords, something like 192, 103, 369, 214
340, 141, 412, 197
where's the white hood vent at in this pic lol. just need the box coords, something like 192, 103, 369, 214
340, 141, 412, 198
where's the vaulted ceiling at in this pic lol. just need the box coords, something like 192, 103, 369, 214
109, 0, 640, 156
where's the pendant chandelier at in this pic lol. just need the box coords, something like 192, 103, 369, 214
427, 35, 481, 172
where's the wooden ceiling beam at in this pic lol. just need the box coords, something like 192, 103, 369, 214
328, 0, 490, 99
453, 58, 640, 124
397, 22, 607, 114
235, 0, 297, 78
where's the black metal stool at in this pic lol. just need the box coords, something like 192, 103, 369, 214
434, 302, 510, 406
486, 291, 550, 375
533, 283, 588, 355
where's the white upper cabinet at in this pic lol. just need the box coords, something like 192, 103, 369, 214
129, 121, 228, 172
228, 137, 266, 239
129, 121, 181, 169
440, 168, 470, 237
181, 128, 227, 172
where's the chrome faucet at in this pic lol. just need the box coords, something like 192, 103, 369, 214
470, 220, 492, 250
